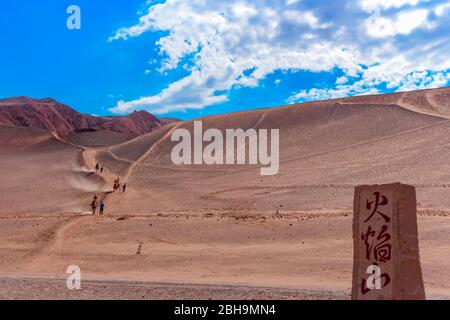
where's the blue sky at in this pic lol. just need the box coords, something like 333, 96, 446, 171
0, 0, 449, 120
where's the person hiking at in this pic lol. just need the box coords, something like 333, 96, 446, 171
100, 167, 104, 173
91, 199, 98, 215
99, 201, 105, 216
113, 177, 121, 191
91, 194, 98, 215
95, 162, 100, 172
122, 183, 127, 193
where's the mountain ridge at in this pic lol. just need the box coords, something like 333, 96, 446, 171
0, 96, 179, 139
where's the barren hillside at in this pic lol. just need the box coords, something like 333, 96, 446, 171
0, 87, 449, 299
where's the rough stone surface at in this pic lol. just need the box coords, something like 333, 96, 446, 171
352, 183, 425, 300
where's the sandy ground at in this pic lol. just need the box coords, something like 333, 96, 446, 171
0, 213, 448, 299
0, 276, 348, 300
0, 88, 449, 300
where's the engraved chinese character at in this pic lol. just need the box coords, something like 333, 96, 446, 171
361, 225, 392, 262
365, 191, 390, 223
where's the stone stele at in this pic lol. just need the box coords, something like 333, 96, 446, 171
352, 183, 425, 300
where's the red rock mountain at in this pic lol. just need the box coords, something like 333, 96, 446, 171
0, 97, 177, 138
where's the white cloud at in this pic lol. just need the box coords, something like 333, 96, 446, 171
109, 0, 450, 114
358, 0, 426, 12
365, 9, 430, 38
286, 0, 300, 5
288, 69, 450, 104
336, 76, 349, 85
435, 2, 450, 16
284, 10, 329, 29
396, 71, 450, 91
287, 82, 380, 103
113, 68, 230, 114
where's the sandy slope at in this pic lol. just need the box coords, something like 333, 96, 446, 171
0, 87, 449, 299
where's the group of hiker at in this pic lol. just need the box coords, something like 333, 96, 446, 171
113, 177, 127, 193
90, 195, 105, 216
95, 162, 104, 174
90, 162, 127, 216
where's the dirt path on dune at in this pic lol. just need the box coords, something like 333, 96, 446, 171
122, 122, 182, 181
22, 216, 88, 272
23, 123, 183, 268
16, 138, 111, 270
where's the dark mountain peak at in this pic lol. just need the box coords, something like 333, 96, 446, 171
0, 96, 179, 138
129, 109, 158, 120
131, 109, 150, 115
37, 97, 60, 104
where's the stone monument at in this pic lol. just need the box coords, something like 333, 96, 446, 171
352, 183, 425, 300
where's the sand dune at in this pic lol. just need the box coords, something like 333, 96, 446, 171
64, 130, 130, 147
104, 88, 450, 213
0, 87, 449, 299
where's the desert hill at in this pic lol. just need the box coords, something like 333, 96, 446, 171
99, 87, 450, 213
0, 97, 179, 144
0, 87, 449, 299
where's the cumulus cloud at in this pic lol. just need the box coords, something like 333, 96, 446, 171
287, 82, 381, 103
365, 9, 431, 38
336, 76, 349, 85
358, 0, 428, 12
435, 2, 450, 16
286, 0, 300, 6
284, 10, 330, 29
109, 0, 450, 114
